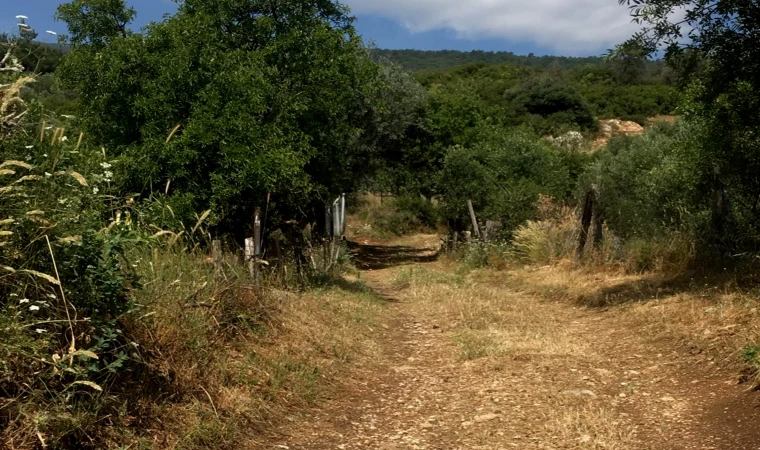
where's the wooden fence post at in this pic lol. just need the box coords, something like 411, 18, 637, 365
245, 237, 256, 281
253, 208, 261, 287
467, 200, 481, 239
212, 239, 223, 279
592, 209, 604, 250
577, 186, 601, 257
274, 230, 285, 286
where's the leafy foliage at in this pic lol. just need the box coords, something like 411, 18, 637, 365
373, 48, 667, 73
56, 0, 380, 235
438, 127, 571, 234
414, 60, 676, 137
582, 121, 707, 241
613, 0, 760, 251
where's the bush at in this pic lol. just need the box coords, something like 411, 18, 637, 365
512, 85, 598, 135
394, 196, 439, 229
0, 123, 154, 446
456, 241, 511, 271
581, 120, 707, 242
353, 194, 439, 237
438, 127, 572, 235
511, 219, 577, 265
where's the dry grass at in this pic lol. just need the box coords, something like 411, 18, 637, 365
125, 249, 386, 449
505, 195, 696, 275
404, 271, 589, 360
0, 245, 386, 450
500, 263, 760, 379
1, 75, 32, 130
548, 405, 643, 450
390, 264, 649, 449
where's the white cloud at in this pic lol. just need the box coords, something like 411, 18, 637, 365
344, 0, 639, 54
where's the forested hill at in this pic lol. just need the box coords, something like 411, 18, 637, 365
372, 49, 661, 72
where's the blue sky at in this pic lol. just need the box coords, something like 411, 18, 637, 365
1, 0, 638, 56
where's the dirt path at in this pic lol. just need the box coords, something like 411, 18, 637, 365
265, 236, 760, 450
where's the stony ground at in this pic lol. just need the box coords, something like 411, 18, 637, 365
263, 235, 760, 450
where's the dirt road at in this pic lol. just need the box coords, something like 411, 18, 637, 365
266, 235, 760, 450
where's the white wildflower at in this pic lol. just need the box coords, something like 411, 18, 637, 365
9, 293, 17, 297
25, 145, 33, 149
61, 115, 76, 120
103, 170, 113, 179
35, 328, 47, 334
100, 162, 112, 169
25, 155, 32, 161
45, 126, 52, 130
19, 298, 29, 304
42, 154, 48, 157
17, 23, 30, 29
92, 186, 99, 195
29, 305, 40, 311
58, 198, 67, 204
44, 172, 52, 177
16, 15, 28, 19
61, 136, 68, 142
46, 293, 57, 299
45, 30, 57, 36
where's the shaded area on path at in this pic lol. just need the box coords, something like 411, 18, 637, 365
348, 240, 440, 270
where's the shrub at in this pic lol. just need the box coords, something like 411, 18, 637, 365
438, 127, 572, 235
581, 120, 707, 242
456, 241, 511, 271
394, 195, 439, 229
353, 194, 439, 237
0, 124, 154, 446
512, 85, 598, 135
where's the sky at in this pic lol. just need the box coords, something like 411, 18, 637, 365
1, 0, 640, 56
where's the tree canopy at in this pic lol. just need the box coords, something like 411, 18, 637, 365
56, 0, 391, 234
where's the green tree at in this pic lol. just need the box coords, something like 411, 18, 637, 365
510, 84, 597, 134
56, 0, 136, 47
438, 127, 571, 234
56, 0, 380, 235
616, 0, 760, 248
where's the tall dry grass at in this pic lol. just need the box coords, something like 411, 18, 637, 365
507, 196, 695, 275
114, 246, 387, 449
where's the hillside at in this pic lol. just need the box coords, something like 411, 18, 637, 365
372, 48, 666, 73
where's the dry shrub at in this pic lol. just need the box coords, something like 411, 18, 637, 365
620, 233, 695, 274
1, 75, 33, 132
508, 195, 695, 275
511, 196, 577, 265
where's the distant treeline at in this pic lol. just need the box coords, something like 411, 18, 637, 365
372, 49, 665, 73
